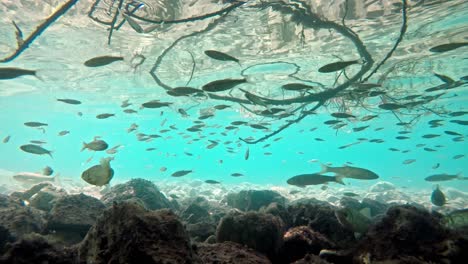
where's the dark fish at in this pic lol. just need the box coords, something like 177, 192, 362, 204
167, 87, 203, 96
250, 124, 268, 130
20, 144, 52, 158
82, 140, 108, 151
96, 113, 115, 119
202, 78, 247, 92
3, 135, 10, 143
57, 98, 81, 105
429, 42, 468, 53
425, 174, 461, 182
318, 60, 360, 73
331, 112, 355, 118
178, 108, 189, 117
214, 104, 231, 110
58, 130, 70, 136
204, 50, 240, 64
324, 120, 342, 125
81, 157, 114, 186
225, 126, 237, 130
199, 114, 214, 120
403, 159, 416, 164
431, 185, 446, 206
30, 140, 46, 144
361, 115, 378, 121
422, 134, 440, 139
315, 138, 325, 141
171, 170, 193, 177
84, 56, 124, 67
205, 180, 221, 184
452, 137, 464, 142
231, 173, 243, 177
245, 147, 250, 160
343, 192, 359, 197
453, 154, 465, 160
450, 120, 468, 126
378, 103, 405, 110
281, 83, 316, 91
0, 67, 36, 80
388, 148, 399, 152
424, 147, 437, 152
123, 109, 137, 114
353, 126, 369, 132
434, 73, 454, 84
287, 174, 345, 187
24, 122, 47, 127
141, 100, 172, 108
432, 163, 440, 169
368, 91, 386, 97
396, 136, 410, 140
449, 111, 468, 117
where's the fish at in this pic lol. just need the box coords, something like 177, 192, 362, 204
422, 134, 440, 139
204, 50, 240, 64
315, 138, 325, 141
424, 147, 437, 152
106, 145, 122, 154
0, 67, 37, 80
431, 185, 446, 206
432, 163, 440, 169
425, 173, 462, 182
81, 157, 114, 186
202, 78, 247, 92
3, 135, 10, 143
84, 56, 124, 67
214, 104, 231, 110
368, 91, 386, 97
343, 192, 359, 197
403, 159, 416, 164
324, 120, 342, 125
429, 42, 468, 53
453, 154, 465, 160
250, 124, 268, 130
361, 115, 378, 121
286, 174, 345, 187
178, 108, 189, 117
320, 164, 379, 180
57, 98, 81, 105
30, 140, 46, 144
123, 109, 137, 114
434, 73, 455, 84
42, 166, 54, 176
205, 180, 221, 184
231, 121, 247, 126
231, 173, 244, 177
318, 60, 360, 73
96, 113, 115, 119
24, 122, 47, 127
13, 172, 55, 184
167, 87, 204, 97
395, 136, 410, 140
281, 83, 316, 91
160, 167, 167, 172
141, 100, 172, 109
81, 139, 108, 152
450, 120, 468, 126
20, 144, 53, 158
353, 126, 369, 132
58, 130, 70, 136
171, 170, 193, 177
244, 147, 250, 160
335, 207, 372, 235
449, 111, 468, 117
121, 11, 144, 33
121, 99, 131, 108
378, 103, 405, 110
331, 112, 355, 119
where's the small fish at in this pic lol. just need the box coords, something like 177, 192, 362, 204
160, 167, 167, 172
434, 73, 455, 84
403, 159, 416, 165
432, 163, 440, 169
123, 109, 137, 114
84, 56, 124, 67
58, 130, 70, 136
205, 180, 221, 184
318, 60, 360, 73
378, 103, 405, 110
324, 120, 342, 125
424, 147, 437, 152
453, 154, 465, 160
24, 122, 47, 127
178, 108, 189, 117
281, 83, 316, 91
167, 87, 204, 97
106, 145, 122, 154
450, 120, 468, 126
449, 111, 468, 117
30, 140, 46, 144
214, 104, 231, 110
353, 126, 369, 132
204, 50, 240, 64
396, 136, 410, 140
331, 112, 355, 119
388, 148, 400, 152
202, 78, 247, 92
57, 98, 81, 105
141, 100, 172, 109
231, 173, 244, 177
96, 113, 115, 119
315, 138, 325, 141
287, 174, 345, 187
431, 185, 446, 206
425, 173, 461, 182
82, 139, 108, 152
171, 170, 193, 177
320, 164, 379, 180
422, 134, 440, 139
361, 115, 378, 121
0, 67, 37, 80
127, 123, 138, 133
3, 135, 10, 143
231, 121, 247, 126
20, 144, 52, 158
121, 99, 131, 108
429, 42, 468, 53
250, 124, 269, 130
42, 166, 53, 176
81, 157, 114, 186
343, 192, 359, 197
244, 147, 250, 160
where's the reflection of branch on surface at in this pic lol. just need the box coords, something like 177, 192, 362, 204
107, 0, 124, 45
0, 0, 79, 63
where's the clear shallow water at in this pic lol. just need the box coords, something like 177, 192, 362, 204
0, 0, 467, 196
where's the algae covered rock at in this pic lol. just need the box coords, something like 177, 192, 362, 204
78, 202, 200, 264
100, 178, 174, 210
226, 190, 286, 211
196, 241, 271, 264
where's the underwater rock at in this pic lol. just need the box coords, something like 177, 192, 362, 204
368, 181, 396, 192
226, 190, 286, 211
186, 221, 217, 243
29, 185, 66, 212
196, 241, 271, 264
9, 183, 55, 201
260, 202, 292, 228
292, 253, 332, 264
0, 194, 45, 238
288, 200, 356, 248
353, 205, 468, 263
0, 225, 13, 253
46, 193, 105, 243
180, 197, 223, 242
216, 211, 284, 260
180, 197, 211, 224
78, 202, 200, 264
0, 233, 75, 264
100, 178, 175, 210
360, 198, 389, 217
278, 226, 335, 264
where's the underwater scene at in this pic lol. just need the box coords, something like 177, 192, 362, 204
0, 0, 467, 263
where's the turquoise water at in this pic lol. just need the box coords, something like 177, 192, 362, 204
0, 0, 467, 194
